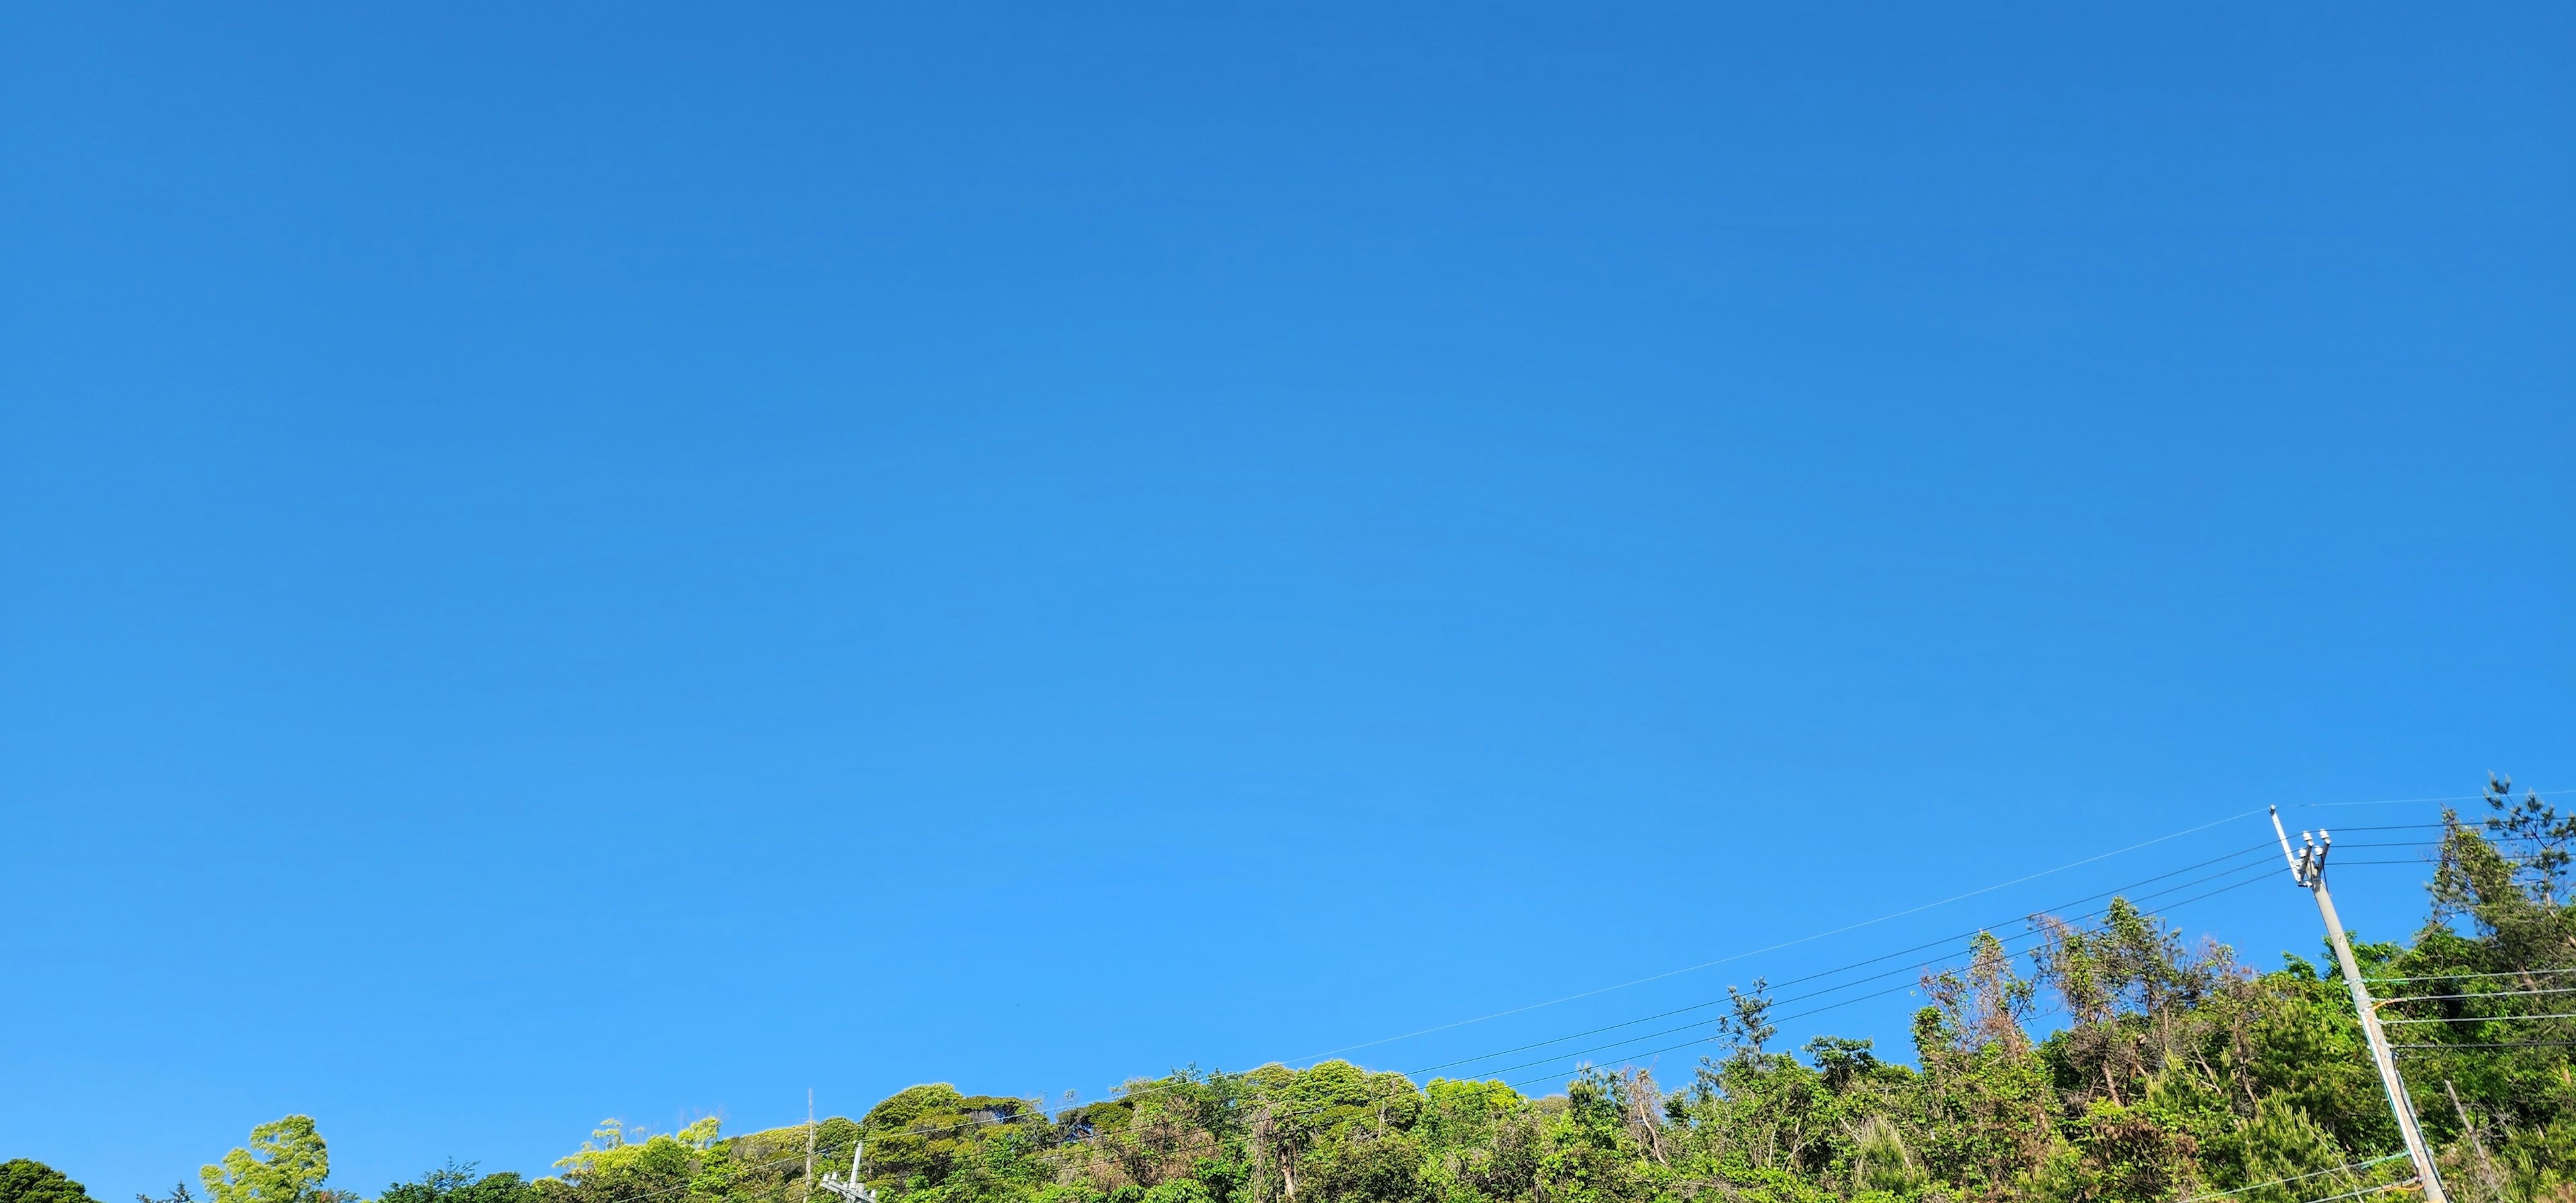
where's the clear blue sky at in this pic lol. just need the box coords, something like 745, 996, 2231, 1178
3, 3, 2569, 1198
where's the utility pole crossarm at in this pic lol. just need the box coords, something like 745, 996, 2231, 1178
820, 1141, 877, 1203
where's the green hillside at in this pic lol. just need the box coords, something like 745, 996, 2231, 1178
26, 798, 2576, 1203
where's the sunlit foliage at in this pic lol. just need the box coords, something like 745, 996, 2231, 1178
52, 780, 2576, 1203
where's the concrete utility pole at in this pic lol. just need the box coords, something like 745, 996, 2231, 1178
2270, 806, 2448, 1203
804, 1090, 818, 1202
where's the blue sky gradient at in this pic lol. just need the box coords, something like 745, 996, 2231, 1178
3, 4, 2570, 1199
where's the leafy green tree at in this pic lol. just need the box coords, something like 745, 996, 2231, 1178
1, 1160, 103, 1203
539, 1118, 733, 1203
860, 1084, 1054, 1200
1534, 1071, 1656, 1203
201, 1116, 347, 1203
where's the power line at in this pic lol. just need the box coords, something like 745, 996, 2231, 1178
1291, 807, 2269, 1063
2175, 1153, 2410, 1202
1061, 827, 2286, 1125
1512, 867, 2275, 1080
997, 819, 2548, 1188
1083, 810, 2510, 1120
2395, 1039, 2576, 1050
1362, 848, 2285, 1086
859, 837, 2492, 1158
878, 815, 2512, 1161
1159, 851, 2297, 1130
2334, 859, 2471, 866
2299, 788, 2572, 809
2367, 967, 2576, 985
2286, 1182, 2418, 1203
1022, 851, 2291, 1163
1491, 872, 2276, 1095
759, 808, 2547, 1190
1006, 866, 2489, 1180
2379, 985, 2576, 1004
1032, 809, 2540, 1142
1398, 843, 2281, 1080
2381, 1011, 2576, 1025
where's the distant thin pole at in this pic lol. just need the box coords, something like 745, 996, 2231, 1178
2445, 1080, 2502, 1201
804, 1089, 817, 1202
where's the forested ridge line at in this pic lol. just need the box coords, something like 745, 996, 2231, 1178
15, 787, 2576, 1203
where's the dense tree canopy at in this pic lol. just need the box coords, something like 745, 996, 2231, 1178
376, 1163, 537, 1203
2, 1159, 104, 1203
